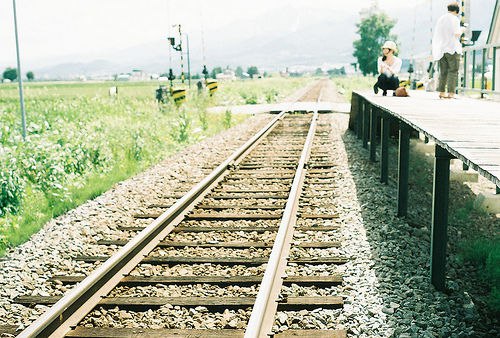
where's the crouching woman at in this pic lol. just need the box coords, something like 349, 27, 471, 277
373, 41, 402, 96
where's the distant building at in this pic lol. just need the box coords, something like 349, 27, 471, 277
130, 69, 148, 81
116, 74, 131, 81
216, 69, 236, 80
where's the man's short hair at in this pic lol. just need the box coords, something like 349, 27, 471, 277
447, 2, 460, 13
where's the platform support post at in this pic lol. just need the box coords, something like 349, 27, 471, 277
397, 122, 410, 217
431, 145, 454, 291
362, 101, 369, 149
356, 96, 363, 139
369, 106, 377, 162
380, 112, 390, 183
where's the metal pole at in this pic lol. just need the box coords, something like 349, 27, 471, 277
178, 25, 184, 84
186, 34, 191, 88
462, 51, 467, 93
493, 47, 497, 91
472, 50, 476, 89
13, 0, 27, 140
356, 95, 363, 139
369, 106, 377, 162
481, 48, 486, 98
362, 101, 369, 149
380, 113, 390, 184
397, 123, 410, 217
431, 145, 453, 291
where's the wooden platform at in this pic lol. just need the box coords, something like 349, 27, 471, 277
352, 90, 500, 186
350, 90, 500, 291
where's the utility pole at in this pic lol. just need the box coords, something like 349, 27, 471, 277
186, 34, 191, 88
13, 0, 27, 140
178, 25, 185, 84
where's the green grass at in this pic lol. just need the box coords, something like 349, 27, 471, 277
460, 237, 500, 313
0, 77, 308, 256
331, 75, 376, 101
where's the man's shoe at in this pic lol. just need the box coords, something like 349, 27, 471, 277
373, 84, 379, 94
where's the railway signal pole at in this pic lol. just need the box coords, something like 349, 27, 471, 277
12, 0, 27, 140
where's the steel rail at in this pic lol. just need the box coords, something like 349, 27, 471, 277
18, 112, 286, 338
244, 110, 319, 338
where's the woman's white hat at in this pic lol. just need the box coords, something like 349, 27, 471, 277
381, 41, 397, 53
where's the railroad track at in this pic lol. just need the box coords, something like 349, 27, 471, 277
10, 81, 348, 337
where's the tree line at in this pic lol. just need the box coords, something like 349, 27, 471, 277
2, 67, 34, 81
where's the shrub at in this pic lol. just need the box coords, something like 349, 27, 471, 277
170, 108, 191, 143
128, 130, 145, 161
223, 109, 232, 129
0, 155, 25, 216
18, 139, 68, 200
265, 89, 278, 103
196, 99, 209, 131
240, 92, 258, 105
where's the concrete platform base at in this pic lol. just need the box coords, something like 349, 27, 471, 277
474, 193, 500, 213
413, 141, 435, 154
450, 170, 479, 183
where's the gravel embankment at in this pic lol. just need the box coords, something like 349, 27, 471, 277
329, 113, 498, 337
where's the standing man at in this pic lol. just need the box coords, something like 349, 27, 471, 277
432, 2, 465, 99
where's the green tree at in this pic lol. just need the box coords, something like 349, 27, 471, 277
235, 66, 244, 78
247, 66, 259, 79
353, 8, 397, 76
315, 67, 323, 76
3, 67, 17, 81
26, 71, 34, 81
210, 66, 223, 79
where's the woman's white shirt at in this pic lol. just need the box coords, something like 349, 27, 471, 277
377, 56, 402, 76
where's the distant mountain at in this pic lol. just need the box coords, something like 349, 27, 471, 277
31, 3, 495, 79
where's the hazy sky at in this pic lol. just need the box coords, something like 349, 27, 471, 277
0, 0, 495, 70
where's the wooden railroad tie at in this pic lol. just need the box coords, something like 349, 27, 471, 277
16, 295, 343, 310
134, 213, 283, 220
75, 256, 348, 265
210, 194, 289, 200
117, 225, 341, 232
147, 204, 286, 210
52, 275, 343, 286
64, 328, 346, 338
195, 204, 285, 210
97, 239, 340, 249
213, 188, 290, 193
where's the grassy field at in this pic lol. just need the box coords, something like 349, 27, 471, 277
0, 77, 309, 255
331, 75, 375, 101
